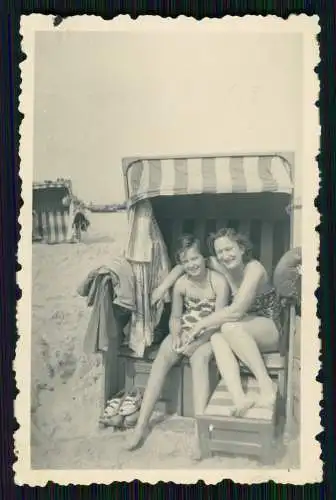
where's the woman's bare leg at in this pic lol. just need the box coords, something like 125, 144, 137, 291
126, 335, 180, 450
210, 333, 255, 416
189, 342, 212, 415
220, 317, 279, 406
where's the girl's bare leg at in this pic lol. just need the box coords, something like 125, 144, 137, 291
126, 335, 180, 450
189, 342, 212, 415
210, 333, 255, 416
220, 317, 279, 406
188, 341, 212, 460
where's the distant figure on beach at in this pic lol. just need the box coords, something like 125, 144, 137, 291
70, 201, 90, 243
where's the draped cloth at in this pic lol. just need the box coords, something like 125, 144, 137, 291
125, 200, 171, 357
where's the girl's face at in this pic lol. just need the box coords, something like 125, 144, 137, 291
214, 235, 245, 270
179, 245, 206, 278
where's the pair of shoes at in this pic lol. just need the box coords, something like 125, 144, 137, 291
119, 388, 143, 417
99, 390, 126, 428
99, 388, 143, 429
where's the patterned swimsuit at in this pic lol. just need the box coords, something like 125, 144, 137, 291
177, 276, 283, 354
245, 287, 282, 335
176, 274, 217, 354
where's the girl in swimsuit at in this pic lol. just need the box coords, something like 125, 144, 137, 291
126, 234, 229, 451
151, 228, 281, 417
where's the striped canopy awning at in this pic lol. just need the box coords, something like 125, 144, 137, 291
126, 155, 293, 206
33, 179, 73, 192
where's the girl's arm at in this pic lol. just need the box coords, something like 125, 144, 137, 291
194, 261, 266, 332
213, 272, 231, 311
151, 264, 185, 305
169, 279, 184, 348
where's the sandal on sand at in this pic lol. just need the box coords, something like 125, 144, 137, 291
99, 390, 126, 426
99, 413, 124, 428
119, 389, 143, 417
124, 410, 140, 428
104, 390, 126, 416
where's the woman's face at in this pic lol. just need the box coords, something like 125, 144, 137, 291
179, 245, 206, 278
214, 235, 245, 270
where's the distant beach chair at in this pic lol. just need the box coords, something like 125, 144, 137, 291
32, 179, 88, 244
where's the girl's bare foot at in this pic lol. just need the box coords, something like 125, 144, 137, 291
190, 441, 202, 462
125, 425, 147, 451
230, 394, 256, 418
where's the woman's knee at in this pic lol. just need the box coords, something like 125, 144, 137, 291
220, 322, 241, 340
210, 332, 223, 348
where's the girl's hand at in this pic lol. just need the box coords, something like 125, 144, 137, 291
151, 286, 165, 306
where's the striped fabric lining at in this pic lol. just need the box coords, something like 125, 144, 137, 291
127, 156, 292, 205
159, 216, 289, 277
36, 210, 69, 244
204, 378, 274, 421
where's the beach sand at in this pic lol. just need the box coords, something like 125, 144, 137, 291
31, 212, 299, 470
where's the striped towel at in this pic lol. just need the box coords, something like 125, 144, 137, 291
125, 200, 171, 357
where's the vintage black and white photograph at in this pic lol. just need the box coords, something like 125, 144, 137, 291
16, 15, 320, 485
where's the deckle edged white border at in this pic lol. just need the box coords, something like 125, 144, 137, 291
16, 13, 321, 486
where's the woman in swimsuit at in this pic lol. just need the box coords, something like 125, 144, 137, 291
126, 234, 229, 451
151, 227, 281, 417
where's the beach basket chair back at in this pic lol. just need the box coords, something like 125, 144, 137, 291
123, 154, 293, 273
122, 152, 297, 437
32, 179, 73, 244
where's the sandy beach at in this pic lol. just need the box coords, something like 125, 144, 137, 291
31, 212, 299, 470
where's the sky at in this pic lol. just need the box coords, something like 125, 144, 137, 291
33, 31, 302, 204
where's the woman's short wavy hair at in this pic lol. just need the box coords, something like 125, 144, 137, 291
207, 227, 254, 263
175, 234, 202, 264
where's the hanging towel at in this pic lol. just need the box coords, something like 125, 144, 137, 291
82, 274, 116, 354
125, 200, 171, 357
77, 257, 136, 312
78, 258, 135, 354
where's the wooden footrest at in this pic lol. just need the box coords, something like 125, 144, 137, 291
196, 377, 277, 463
204, 377, 275, 421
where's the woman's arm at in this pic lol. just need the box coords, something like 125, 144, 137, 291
194, 261, 266, 331
151, 265, 185, 305
168, 279, 184, 347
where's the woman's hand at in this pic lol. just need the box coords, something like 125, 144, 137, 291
151, 286, 165, 306
172, 335, 182, 351
189, 323, 205, 341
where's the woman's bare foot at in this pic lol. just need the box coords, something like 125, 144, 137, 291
125, 425, 147, 451
230, 394, 256, 418
256, 381, 277, 408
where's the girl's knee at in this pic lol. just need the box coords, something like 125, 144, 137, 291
156, 336, 178, 364
190, 345, 212, 368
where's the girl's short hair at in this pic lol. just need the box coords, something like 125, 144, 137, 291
207, 227, 254, 263
175, 234, 202, 264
